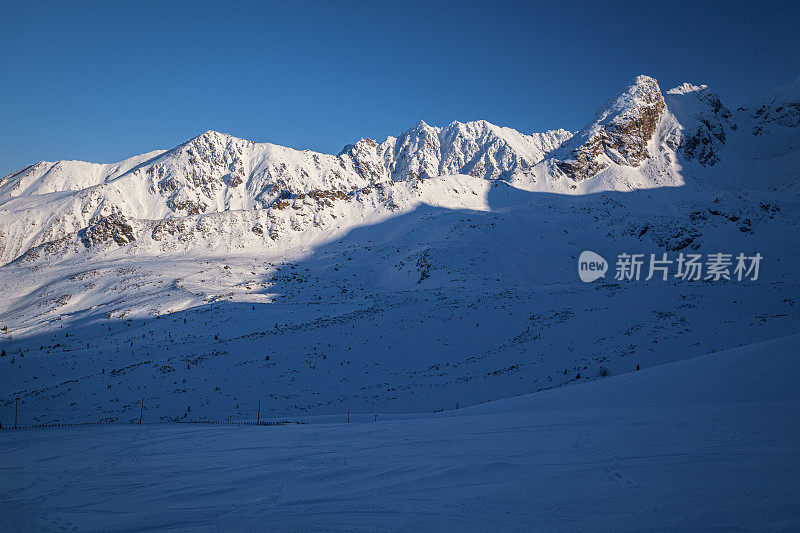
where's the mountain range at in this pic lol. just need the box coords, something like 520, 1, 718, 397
0, 74, 798, 424
6, 74, 797, 267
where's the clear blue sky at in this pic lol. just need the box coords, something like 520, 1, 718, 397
1, 0, 799, 177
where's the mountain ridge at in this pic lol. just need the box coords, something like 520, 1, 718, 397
1, 74, 798, 269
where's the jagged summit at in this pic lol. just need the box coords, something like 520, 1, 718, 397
179, 130, 259, 151
190, 129, 228, 140
594, 75, 664, 125
667, 83, 709, 95
411, 119, 433, 130
553, 75, 666, 181
663, 81, 735, 167
339, 118, 572, 184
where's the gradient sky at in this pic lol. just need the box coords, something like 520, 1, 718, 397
1, 0, 799, 177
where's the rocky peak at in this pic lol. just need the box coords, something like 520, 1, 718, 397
665, 83, 735, 166
137, 130, 256, 215
390, 120, 444, 180
667, 83, 707, 96
339, 137, 392, 183
377, 119, 571, 181
555, 75, 666, 181
179, 130, 253, 166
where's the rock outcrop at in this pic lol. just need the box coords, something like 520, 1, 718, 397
81, 212, 135, 247
555, 75, 666, 181
665, 83, 735, 167
739, 76, 800, 134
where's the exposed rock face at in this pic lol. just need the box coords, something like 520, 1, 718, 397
339, 137, 392, 183
751, 100, 800, 130
554, 133, 607, 182
556, 75, 666, 181
151, 219, 187, 242
81, 212, 135, 248
145, 131, 254, 216
681, 101, 730, 166
665, 83, 734, 167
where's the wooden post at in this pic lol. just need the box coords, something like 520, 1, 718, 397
139, 399, 144, 424
14, 398, 18, 429
347, 412, 349, 423
257, 400, 261, 425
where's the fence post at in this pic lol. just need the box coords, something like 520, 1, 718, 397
15, 398, 18, 429
139, 399, 144, 424
257, 400, 261, 425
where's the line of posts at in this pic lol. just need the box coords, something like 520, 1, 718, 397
5, 398, 292, 428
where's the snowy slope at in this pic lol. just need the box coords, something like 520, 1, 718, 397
0, 149, 166, 198
0, 175, 797, 423
740, 75, 800, 133
0, 74, 799, 425
1, 336, 798, 532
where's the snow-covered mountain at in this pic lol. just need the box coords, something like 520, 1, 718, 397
0, 119, 573, 266
5, 74, 795, 268
6, 74, 797, 271
1, 74, 799, 425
